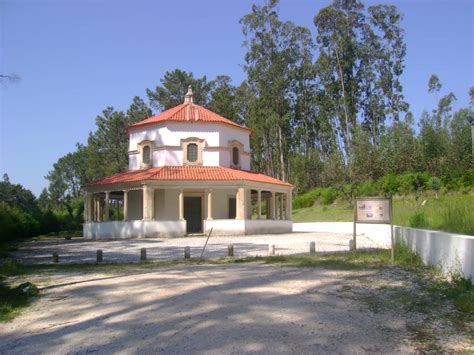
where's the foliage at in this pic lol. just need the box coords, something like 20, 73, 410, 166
0, 280, 37, 322
146, 69, 213, 111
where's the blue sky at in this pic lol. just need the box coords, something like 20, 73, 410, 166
1, 0, 473, 196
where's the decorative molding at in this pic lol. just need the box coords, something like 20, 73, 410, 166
137, 140, 154, 169
181, 137, 206, 166
228, 140, 244, 169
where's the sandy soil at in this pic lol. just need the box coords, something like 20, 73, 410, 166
1, 263, 471, 354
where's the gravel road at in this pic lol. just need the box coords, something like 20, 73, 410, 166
0, 263, 416, 354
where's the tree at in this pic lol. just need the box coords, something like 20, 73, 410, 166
428, 74, 442, 93
146, 69, 213, 111
241, 0, 313, 181
127, 96, 152, 123
208, 76, 239, 122
0, 73, 20, 84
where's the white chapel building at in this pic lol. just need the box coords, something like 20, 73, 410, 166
83, 87, 293, 239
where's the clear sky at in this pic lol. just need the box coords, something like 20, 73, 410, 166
1, 0, 473, 196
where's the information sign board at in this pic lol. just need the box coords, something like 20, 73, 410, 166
355, 198, 391, 224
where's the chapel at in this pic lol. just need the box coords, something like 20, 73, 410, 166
83, 86, 293, 239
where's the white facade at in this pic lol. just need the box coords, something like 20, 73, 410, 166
83, 88, 293, 240
128, 122, 251, 171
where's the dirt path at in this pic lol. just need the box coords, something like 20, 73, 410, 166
1, 263, 471, 354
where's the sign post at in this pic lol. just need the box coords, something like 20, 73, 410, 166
353, 197, 394, 262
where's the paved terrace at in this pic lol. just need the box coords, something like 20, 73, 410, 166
12, 223, 392, 265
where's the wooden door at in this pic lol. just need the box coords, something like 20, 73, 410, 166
184, 196, 202, 234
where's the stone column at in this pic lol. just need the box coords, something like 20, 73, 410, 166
142, 185, 155, 220
257, 190, 262, 219
236, 187, 247, 220
286, 191, 292, 220
270, 192, 276, 220
104, 192, 110, 221
179, 189, 184, 220
96, 195, 102, 222
279, 195, 284, 220
83, 192, 89, 222
206, 189, 213, 220
123, 190, 129, 221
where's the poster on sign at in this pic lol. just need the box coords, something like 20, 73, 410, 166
356, 198, 391, 224
352, 197, 394, 262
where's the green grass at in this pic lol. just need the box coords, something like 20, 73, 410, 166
0, 273, 38, 322
292, 200, 353, 222
292, 192, 474, 235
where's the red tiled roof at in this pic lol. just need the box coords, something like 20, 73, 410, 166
85, 166, 292, 188
129, 103, 250, 132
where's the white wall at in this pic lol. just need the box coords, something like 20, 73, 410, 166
128, 190, 143, 220
128, 122, 251, 170
84, 221, 186, 239
245, 220, 292, 235
395, 226, 474, 280
209, 189, 237, 219
203, 219, 292, 236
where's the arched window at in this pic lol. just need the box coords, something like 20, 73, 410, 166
187, 143, 198, 162
232, 147, 240, 166
142, 146, 151, 165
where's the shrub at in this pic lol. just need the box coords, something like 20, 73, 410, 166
321, 187, 340, 205
356, 181, 378, 197
377, 174, 400, 195
409, 210, 426, 228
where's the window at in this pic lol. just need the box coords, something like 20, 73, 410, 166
187, 143, 198, 162
143, 146, 151, 165
232, 147, 240, 166
229, 140, 243, 169
137, 140, 154, 169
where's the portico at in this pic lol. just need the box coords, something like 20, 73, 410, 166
84, 175, 292, 239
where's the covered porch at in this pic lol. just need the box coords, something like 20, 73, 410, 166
83, 182, 293, 239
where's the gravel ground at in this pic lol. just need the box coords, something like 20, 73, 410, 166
0, 264, 416, 354
12, 229, 390, 265
1, 263, 471, 354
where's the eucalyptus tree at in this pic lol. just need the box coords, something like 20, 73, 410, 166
241, 0, 314, 181
314, 0, 408, 162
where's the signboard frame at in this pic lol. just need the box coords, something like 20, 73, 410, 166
353, 196, 394, 262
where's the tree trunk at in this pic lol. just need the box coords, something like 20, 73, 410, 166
278, 125, 287, 181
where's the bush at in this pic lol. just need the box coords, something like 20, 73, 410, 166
377, 174, 400, 195
356, 181, 378, 197
321, 187, 340, 205
409, 210, 426, 228
0, 203, 40, 243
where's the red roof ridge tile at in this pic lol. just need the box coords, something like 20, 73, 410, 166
129, 103, 251, 132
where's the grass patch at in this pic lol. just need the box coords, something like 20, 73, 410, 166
292, 203, 353, 222
0, 281, 38, 322
292, 192, 474, 235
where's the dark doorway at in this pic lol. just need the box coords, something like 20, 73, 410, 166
228, 197, 236, 219
184, 196, 202, 234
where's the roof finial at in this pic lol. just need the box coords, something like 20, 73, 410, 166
184, 85, 193, 104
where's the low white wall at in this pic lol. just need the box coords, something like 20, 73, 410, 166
245, 220, 292, 235
395, 226, 474, 280
204, 219, 245, 236
84, 221, 186, 239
